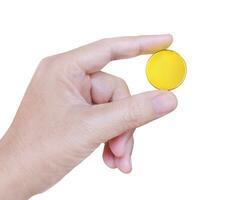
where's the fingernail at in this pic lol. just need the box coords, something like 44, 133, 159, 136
160, 34, 173, 43
152, 93, 177, 116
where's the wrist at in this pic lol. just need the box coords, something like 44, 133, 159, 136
0, 129, 32, 200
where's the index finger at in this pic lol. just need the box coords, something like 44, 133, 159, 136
64, 34, 173, 74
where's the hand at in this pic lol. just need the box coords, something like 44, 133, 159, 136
0, 35, 177, 199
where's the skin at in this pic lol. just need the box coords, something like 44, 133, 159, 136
0, 34, 177, 199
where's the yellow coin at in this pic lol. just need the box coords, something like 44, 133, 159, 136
146, 50, 187, 90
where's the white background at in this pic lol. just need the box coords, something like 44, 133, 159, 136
0, 0, 240, 199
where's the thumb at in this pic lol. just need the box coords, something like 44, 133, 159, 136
92, 90, 177, 141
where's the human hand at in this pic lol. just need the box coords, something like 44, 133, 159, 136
0, 35, 177, 199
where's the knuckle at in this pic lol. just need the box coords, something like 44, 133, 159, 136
123, 101, 143, 128
38, 55, 60, 71
116, 77, 127, 87
36, 55, 63, 81
39, 56, 56, 67
115, 77, 129, 92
